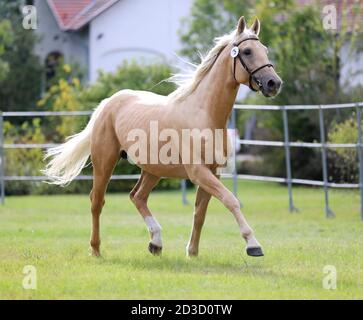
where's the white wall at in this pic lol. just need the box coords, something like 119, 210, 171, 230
89, 0, 192, 82
340, 41, 363, 88
34, 0, 88, 75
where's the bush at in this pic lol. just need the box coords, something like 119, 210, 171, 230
0, 0, 43, 111
328, 115, 359, 183
37, 63, 85, 140
81, 60, 176, 106
4, 119, 46, 195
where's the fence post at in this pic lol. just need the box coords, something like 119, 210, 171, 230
0, 112, 4, 205
282, 107, 298, 213
318, 106, 334, 218
355, 103, 363, 221
181, 179, 189, 205
231, 107, 238, 199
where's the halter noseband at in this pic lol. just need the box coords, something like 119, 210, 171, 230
231, 37, 274, 91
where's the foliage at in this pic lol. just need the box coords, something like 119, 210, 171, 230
3, 118, 46, 195
328, 113, 359, 183
7, 63, 92, 196
0, 19, 13, 82
0, 0, 43, 111
37, 63, 84, 140
81, 60, 176, 107
179, 0, 253, 62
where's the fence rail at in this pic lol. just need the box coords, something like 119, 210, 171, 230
234, 103, 359, 110
238, 139, 359, 148
1, 102, 363, 220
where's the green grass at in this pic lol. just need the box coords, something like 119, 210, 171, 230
0, 180, 362, 299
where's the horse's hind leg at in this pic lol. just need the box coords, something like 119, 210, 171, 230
89, 134, 120, 257
130, 171, 161, 255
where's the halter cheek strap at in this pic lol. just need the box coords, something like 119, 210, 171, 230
231, 37, 274, 91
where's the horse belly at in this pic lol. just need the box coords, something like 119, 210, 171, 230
138, 164, 188, 179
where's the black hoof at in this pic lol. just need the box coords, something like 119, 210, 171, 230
246, 247, 264, 257
148, 242, 162, 256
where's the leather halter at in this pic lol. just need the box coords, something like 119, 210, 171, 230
231, 36, 274, 91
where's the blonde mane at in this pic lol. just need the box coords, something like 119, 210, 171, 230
169, 30, 238, 102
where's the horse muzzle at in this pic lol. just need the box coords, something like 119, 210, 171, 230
254, 75, 282, 97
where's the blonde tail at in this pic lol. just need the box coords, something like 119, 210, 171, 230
42, 98, 109, 186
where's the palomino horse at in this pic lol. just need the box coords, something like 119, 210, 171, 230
43, 16, 282, 258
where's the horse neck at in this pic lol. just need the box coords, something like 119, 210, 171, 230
187, 47, 239, 127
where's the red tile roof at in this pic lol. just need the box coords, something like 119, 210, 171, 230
47, 0, 119, 31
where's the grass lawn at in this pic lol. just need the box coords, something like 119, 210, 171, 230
0, 180, 362, 299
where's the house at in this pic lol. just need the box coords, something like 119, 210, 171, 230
34, 0, 193, 83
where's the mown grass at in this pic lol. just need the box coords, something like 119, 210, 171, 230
0, 180, 362, 299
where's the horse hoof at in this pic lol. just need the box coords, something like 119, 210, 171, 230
148, 242, 162, 256
89, 249, 101, 257
187, 251, 198, 258
186, 247, 198, 258
246, 247, 264, 257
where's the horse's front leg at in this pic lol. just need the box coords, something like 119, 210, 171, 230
186, 186, 211, 257
185, 164, 263, 257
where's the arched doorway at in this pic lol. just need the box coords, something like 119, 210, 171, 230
45, 51, 63, 89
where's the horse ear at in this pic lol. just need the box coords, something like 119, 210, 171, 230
250, 17, 261, 36
237, 16, 246, 34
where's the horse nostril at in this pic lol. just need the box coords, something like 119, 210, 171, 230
267, 79, 276, 89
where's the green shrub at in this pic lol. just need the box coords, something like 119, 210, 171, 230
328, 116, 359, 183
81, 60, 176, 106
3, 119, 46, 195
37, 63, 85, 141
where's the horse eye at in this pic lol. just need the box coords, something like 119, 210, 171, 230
243, 48, 251, 55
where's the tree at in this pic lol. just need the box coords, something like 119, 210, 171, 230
0, 19, 13, 82
0, 0, 43, 111
179, 0, 292, 63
